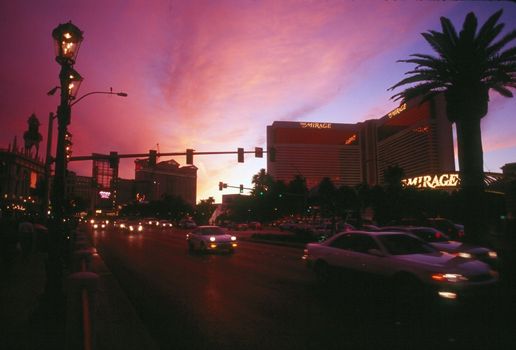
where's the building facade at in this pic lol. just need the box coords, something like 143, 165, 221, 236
267, 94, 455, 188
0, 139, 46, 214
135, 158, 197, 206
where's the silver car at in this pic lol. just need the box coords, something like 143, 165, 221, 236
382, 226, 499, 269
303, 231, 498, 302
187, 226, 237, 253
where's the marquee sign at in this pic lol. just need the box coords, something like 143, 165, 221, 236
402, 172, 504, 189
99, 190, 111, 199
299, 122, 332, 129
402, 173, 459, 189
387, 103, 407, 119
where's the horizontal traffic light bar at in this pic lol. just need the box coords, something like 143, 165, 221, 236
69, 147, 274, 162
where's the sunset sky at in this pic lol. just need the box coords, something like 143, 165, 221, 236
1, 0, 516, 203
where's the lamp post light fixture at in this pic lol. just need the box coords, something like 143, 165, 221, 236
46, 21, 84, 298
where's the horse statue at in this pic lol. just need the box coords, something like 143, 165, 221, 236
23, 113, 43, 157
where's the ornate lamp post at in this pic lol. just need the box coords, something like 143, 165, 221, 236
46, 21, 84, 297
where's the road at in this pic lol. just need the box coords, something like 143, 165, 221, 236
88, 224, 516, 350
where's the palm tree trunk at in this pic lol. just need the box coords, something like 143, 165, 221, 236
455, 117, 486, 243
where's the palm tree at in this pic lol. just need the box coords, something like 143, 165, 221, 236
389, 10, 516, 242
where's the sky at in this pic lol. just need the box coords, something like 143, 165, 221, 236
1, 0, 516, 204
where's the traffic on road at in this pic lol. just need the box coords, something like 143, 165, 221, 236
86, 220, 515, 349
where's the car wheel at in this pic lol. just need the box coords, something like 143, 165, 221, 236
188, 241, 195, 253
314, 261, 332, 285
199, 242, 207, 253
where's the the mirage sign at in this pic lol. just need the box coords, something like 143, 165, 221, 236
402, 173, 460, 189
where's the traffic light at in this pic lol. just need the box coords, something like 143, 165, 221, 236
186, 149, 194, 165
219, 182, 224, 191
268, 147, 276, 162
109, 151, 119, 169
64, 131, 73, 161
239, 184, 244, 193
255, 147, 263, 158
149, 150, 157, 167
237, 148, 244, 163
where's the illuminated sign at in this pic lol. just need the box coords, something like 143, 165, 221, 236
345, 134, 357, 145
413, 126, 430, 133
99, 191, 111, 199
387, 103, 407, 118
30, 171, 38, 189
300, 122, 332, 129
402, 173, 460, 189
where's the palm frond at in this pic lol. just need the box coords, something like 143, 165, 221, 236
441, 16, 459, 46
422, 32, 448, 58
460, 12, 478, 43
491, 84, 514, 97
477, 23, 505, 52
390, 82, 445, 101
477, 9, 504, 47
487, 30, 516, 57
498, 46, 516, 62
388, 73, 446, 91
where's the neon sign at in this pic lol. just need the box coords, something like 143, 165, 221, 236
388, 103, 407, 118
99, 191, 111, 199
345, 134, 357, 145
300, 122, 332, 129
402, 173, 460, 189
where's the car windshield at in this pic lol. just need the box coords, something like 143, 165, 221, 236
377, 234, 437, 255
410, 228, 450, 242
199, 227, 227, 235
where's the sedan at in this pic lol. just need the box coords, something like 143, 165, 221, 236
186, 226, 237, 253
303, 231, 498, 302
381, 226, 499, 269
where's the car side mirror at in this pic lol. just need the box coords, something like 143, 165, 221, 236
367, 248, 385, 257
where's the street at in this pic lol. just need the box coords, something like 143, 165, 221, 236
89, 224, 516, 350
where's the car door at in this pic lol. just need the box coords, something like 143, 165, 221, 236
326, 234, 363, 273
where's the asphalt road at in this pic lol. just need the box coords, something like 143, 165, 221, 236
88, 225, 516, 350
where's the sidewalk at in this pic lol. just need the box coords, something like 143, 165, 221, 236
0, 234, 158, 350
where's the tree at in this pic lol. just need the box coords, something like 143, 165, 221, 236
251, 168, 274, 196
389, 10, 516, 242
194, 197, 216, 225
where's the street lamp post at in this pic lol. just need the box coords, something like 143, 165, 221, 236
46, 21, 84, 298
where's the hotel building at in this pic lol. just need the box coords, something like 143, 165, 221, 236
267, 94, 455, 188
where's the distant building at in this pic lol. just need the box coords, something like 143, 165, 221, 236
267, 94, 455, 188
66, 172, 94, 212
0, 137, 45, 214
135, 158, 197, 206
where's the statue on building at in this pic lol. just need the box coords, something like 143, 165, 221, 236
23, 113, 43, 157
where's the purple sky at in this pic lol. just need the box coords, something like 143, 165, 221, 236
1, 0, 515, 203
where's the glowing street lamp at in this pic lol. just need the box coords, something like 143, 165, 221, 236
46, 21, 84, 298
52, 21, 83, 64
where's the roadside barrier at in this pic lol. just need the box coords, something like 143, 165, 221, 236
66, 229, 99, 350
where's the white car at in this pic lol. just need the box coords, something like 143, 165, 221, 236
381, 226, 499, 269
303, 231, 498, 301
186, 226, 237, 253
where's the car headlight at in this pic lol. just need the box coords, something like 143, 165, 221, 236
488, 251, 498, 259
210, 236, 216, 242
93, 224, 98, 229
231, 236, 237, 241
456, 252, 473, 259
432, 273, 468, 282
